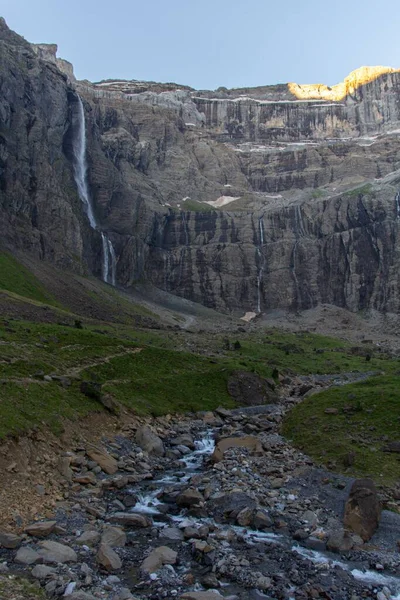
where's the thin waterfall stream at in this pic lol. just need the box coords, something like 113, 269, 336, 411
71, 95, 117, 285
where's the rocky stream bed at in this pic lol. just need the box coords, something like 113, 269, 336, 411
0, 373, 400, 600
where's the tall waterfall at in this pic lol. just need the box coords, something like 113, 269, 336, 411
71, 95, 117, 285
256, 216, 265, 313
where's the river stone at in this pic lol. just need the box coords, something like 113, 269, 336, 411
170, 434, 195, 449
0, 531, 22, 549
227, 371, 278, 406
38, 540, 77, 563
343, 478, 381, 541
31, 565, 57, 579
109, 512, 152, 527
211, 436, 263, 463
76, 530, 101, 546
135, 426, 164, 456
141, 546, 177, 573
160, 526, 184, 541
253, 510, 273, 530
69, 593, 97, 600
25, 521, 57, 537
15, 546, 42, 565
180, 592, 223, 600
176, 488, 204, 507
236, 507, 254, 527
97, 543, 122, 571
326, 529, 354, 552
86, 445, 118, 475
74, 472, 97, 485
101, 526, 126, 547
208, 492, 257, 522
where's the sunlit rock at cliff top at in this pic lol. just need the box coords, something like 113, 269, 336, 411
289, 66, 400, 101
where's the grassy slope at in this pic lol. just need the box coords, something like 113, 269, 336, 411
0, 252, 58, 306
282, 375, 400, 485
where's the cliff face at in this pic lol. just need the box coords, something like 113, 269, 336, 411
2, 18, 400, 314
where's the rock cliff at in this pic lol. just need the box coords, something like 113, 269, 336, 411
2, 17, 400, 313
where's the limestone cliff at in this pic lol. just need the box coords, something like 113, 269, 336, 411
1, 17, 400, 314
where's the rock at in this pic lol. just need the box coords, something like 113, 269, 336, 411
38, 540, 77, 563
76, 530, 101, 546
86, 445, 118, 475
180, 593, 223, 600
324, 408, 339, 414
211, 436, 263, 463
227, 371, 279, 406
236, 507, 254, 527
135, 426, 165, 456
170, 434, 195, 449
208, 492, 257, 522
326, 529, 354, 552
253, 510, 272, 530
176, 488, 204, 507
15, 546, 42, 565
74, 472, 97, 485
109, 512, 152, 528
0, 531, 22, 549
382, 441, 400, 453
57, 456, 73, 482
101, 526, 127, 547
25, 520, 57, 537
69, 593, 97, 600
344, 478, 381, 541
97, 543, 122, 571
301, 510, 318, 528
31, 565, 57, 579
160, 527, 184, 541
141, 546, 177, 573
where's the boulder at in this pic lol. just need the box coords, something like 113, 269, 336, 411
76, 530, 101, 546
326, 529, 354, 552
343, 478, 381, 541
109, 512, 152, 528
86, 445, 118, 475
208, 492, 256, 522
227, 371, 279, 406
0, 531, 22, 549
31, 565, 57, 579
38, 540, 77, 563
236, 507, 254, 527
101, 526, 127, 547
180, 593, 223, 600
135, 426, 165, 456
15, 546, 42, 565
176, 488, 204, 507
97, 543, 122, 571
160, 527, 184, 541
170, 434, 195, 449
141, 546, 177, 573
211, 436, 263, 463
25, 521, 57, 537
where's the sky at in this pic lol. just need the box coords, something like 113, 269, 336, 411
2, 0, 400, 90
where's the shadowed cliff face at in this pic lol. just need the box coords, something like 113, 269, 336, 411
2, 17, 400, 314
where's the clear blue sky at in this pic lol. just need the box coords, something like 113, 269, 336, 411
2, 0, 400, 89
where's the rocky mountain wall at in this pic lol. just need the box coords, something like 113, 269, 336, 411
2, 18, 400, 314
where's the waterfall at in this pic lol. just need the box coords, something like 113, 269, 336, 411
396, 192, 400, 219
71, 95, 117, 286
256, 216, 265, 313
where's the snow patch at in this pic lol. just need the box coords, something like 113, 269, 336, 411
205, 195, 241, 208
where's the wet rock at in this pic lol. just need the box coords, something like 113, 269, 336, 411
326, 529, 354, 552
141, 545, 177, 573
344, 478, 381, 541
236, 507, 254, 527
253, 510, 272, 530
211, 436, 263, 463
86, 445, 118, 475
136, 425, 165, 456
15, 546, 43, 565
170, 434, 195, 449
25, 520, 57, 537
0, 531, 22, 549
97, 543, 122, 571
109, 512, 152, 527
177, 488, 204, 507
38, 540, 77, 563
101, 526, 126, 547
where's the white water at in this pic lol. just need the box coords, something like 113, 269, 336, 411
72, 95, 117, 285
293, 545, 400, 599
256, 216, 265, 313
396, 192, 400, 219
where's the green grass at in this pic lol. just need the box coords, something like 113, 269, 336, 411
181, 200, 215, 212
0, 252, 57, 305
282, 375, 400, 485
343, 183, 374, 198
0, 575, 47, 599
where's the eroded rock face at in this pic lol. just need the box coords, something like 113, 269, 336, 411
3, 17, 400, 314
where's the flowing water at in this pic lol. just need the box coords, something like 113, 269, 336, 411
125, 429, 400, 599
71, 95, 117, 285
257, 216, 265, 313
